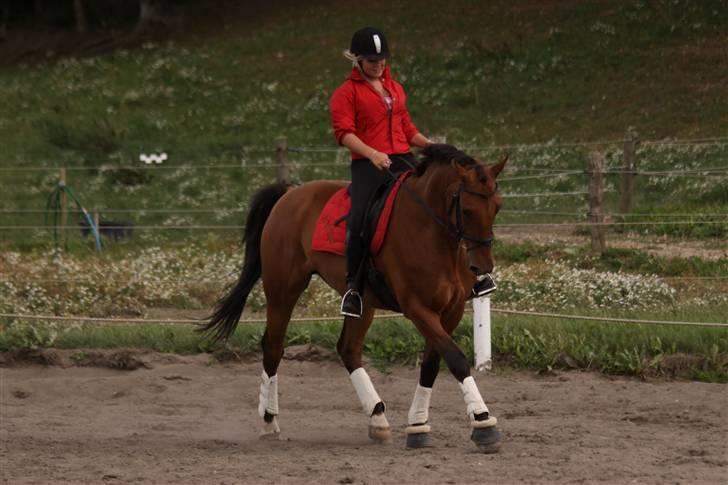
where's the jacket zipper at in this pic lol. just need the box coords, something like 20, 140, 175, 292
383, 81, 393, 151
388, 99, 393, 151
362, 78, 395, 152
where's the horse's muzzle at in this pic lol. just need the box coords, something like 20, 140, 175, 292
470, 264, 493, 277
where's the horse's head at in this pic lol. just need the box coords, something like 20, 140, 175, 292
417, 144, 507, 277
450, 153, 507, 277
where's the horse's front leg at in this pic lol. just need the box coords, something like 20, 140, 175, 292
406, 305, 466, 449
408, 306, 501, 453
337, 306, 391, 443
405, 343, 438, 448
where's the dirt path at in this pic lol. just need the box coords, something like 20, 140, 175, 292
496, 226, 727, 260
1, 350, 726, 484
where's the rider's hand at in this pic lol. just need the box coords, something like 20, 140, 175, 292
370, 150, 392, 170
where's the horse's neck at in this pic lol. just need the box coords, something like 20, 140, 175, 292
406, 164, 461, 253
413, 164, 458, 218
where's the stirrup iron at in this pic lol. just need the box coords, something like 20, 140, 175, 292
340, 289, 363, 318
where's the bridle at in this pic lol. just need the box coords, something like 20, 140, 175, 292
448, 182, 498, 251
388, 155, 498, 251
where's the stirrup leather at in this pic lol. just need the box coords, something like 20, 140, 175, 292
340, 289, 363, 318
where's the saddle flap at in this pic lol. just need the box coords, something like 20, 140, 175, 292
311, 171, 411, 256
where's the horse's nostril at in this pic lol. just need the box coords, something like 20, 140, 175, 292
470, 265, 480, 275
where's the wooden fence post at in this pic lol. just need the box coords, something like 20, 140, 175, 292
59, 168, 68, 248
587, 152, 606, 253
619, 129, 639, 214
93, 210, 100, 236
275, 137, 290, 183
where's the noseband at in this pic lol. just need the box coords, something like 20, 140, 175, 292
448, 182, 498, 251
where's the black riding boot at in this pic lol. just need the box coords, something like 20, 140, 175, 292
472, 273, 497, 297
341, 227, 365, 318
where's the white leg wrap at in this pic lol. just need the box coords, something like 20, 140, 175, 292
460, 376, 489, 421
258, 371, 279, 418
407, 384, 432, 425
350, 368, 382, 416
370, 412, 390, 429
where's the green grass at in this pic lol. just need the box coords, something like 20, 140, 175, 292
0, 2, 726, 382
594, 247, 728, 276
2, 304, 726, 382
1, 0, 727, 248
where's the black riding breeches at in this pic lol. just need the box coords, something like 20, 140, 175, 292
346, 152, 417, 288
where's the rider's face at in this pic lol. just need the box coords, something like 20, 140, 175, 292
361, 57, 386, 79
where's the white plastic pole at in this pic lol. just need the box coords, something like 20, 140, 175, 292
473, 296, 492, 371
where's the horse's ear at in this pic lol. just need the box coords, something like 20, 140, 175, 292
491, 154, 508, 178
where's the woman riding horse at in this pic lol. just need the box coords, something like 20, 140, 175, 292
204, 141, 507, 452
330, 27, 496, 319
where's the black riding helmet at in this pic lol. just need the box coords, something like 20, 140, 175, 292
350, 27, 390, 59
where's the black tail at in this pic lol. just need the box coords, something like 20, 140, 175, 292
201, 181, 292, 341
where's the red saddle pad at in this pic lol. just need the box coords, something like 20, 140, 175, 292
311, 172, 410, 256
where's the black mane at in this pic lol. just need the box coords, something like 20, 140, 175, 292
416, 144, 478, 176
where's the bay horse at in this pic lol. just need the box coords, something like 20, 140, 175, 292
203, 144, 507, 452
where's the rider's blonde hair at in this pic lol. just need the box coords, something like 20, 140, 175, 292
344, 50, 363, 71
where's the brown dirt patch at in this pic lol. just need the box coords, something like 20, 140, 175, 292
1, 351, 726, 484
497, 225, 727, 260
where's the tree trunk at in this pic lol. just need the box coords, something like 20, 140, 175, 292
0, 0, 8, 41
32, 0, 42, 28
587, 152, 606, 254
137, 0, 162, 32
74, 0, 86, 33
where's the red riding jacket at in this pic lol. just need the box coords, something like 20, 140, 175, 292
330, 66, 419, 159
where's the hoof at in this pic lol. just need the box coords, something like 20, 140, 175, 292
405, 424, 432, 449
368, 412, 391, 443
259, 415, 281, 439
471, 426, 501, 453
368, 425, 392, 443
406, 432, 433, 449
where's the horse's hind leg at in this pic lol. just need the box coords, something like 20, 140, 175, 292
257, 269, 311, 438
337, 304, 391, 443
